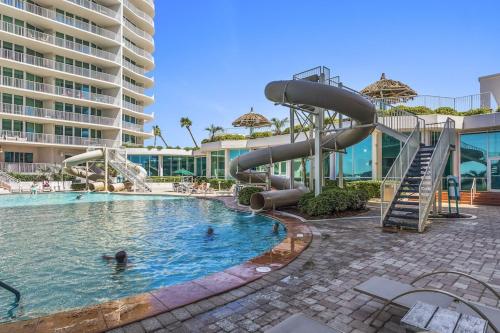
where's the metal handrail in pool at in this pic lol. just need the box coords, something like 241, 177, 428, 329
0, 280, 21, 303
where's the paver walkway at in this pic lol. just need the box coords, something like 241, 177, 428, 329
110, 204, 500, 333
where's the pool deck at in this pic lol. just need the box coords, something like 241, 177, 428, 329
0, 197, 313, 333
109, 202, 499, 333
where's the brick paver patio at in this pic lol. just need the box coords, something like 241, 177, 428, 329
110, 204, 500, 333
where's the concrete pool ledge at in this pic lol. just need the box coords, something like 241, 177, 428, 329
0, 197, 314, 333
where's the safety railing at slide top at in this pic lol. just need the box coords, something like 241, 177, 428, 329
107, 150, 151, 192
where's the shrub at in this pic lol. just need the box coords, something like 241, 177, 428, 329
71, 183, 87, 191
201, 134, 246, 143
298, 186, 368, 217
394, 105, 433, 115
208, 178, 235, 190
323, 180, 381, 199
146, 145, 154, 150
156, 146, 163, 150
249, 131, 272, 139
147, 176, 182, 183
434, 107, 458, 116
461, 108, 491, 116
238, 186, 263, 205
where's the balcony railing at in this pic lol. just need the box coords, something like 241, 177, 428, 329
123, 101, 144, 113
122, 121, 144, 132
124, 19, 154, 44
0, 48, 117, 84
0, 103, 119, 127
0, 0, 118, 41
0, 130, 118, 147
123, 80, 146, 94
373, 92, 497, 113
0, 21, 117, 62
123, 0, 154, 26
65, 0, 118, 20
123, 38, 154, 62
123, 59, 147, 75
0, 162, 60, 174
0, 76, 117, 105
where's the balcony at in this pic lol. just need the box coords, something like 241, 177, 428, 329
123, 101, 144, 113
0, 48, 117, 84
0, 130, 118, 147
0, 0, 118, 41
123, 0, 154, 27
65, 0, 118, 20
123, 80, 146, 95
122, 121, 144, 132
124, 19, 154, 44
0, 21, 117, 62
123, 38, 154, 63
123, 59, 147, 76
0, 76, 117, 105
0, 103, 119, 127
0, 162, 60, 174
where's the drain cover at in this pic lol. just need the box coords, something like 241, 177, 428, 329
256, 266, 271, 273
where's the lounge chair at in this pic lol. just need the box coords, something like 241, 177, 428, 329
354, 271, 500, 332
265, 313, 343, 333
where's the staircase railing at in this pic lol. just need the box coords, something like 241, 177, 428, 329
0, 169, 20, 192
380, 121, 421, 226
107, 150, 151, 192
418, 118, 455, 231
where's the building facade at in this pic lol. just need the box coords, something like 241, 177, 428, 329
0, 0, 155, 172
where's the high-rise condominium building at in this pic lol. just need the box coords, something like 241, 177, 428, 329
0, 0, 155, 172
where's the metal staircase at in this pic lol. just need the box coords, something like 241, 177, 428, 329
377, 105, 456, 232
107, 149, 151, 192
0, 169, 21, 193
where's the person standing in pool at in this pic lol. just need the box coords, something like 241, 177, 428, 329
103, 250, 128, 265
273, 222, 280, 234
207, 227, 214, 236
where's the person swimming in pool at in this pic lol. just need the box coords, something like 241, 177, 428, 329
273, 222, 280, 234
206, 227, 214, 236
103, 250, 128, 265
76, 193, 84, 200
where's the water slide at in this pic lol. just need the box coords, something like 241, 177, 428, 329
63, 150, 145, 191
229, 80, 376, 211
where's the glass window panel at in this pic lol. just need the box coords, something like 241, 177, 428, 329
13, 120, 22, 132
460, 133, 487, 190
2, 119, 12, 130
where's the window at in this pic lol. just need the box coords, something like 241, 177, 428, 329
336, 136, 372, 180
128, 155, 159, 176
211, 150, 225, 178
195, 157, 207, 176
4, 152, 33, 163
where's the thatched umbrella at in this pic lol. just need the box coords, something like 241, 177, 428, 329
361, 73, 417, 103
232, 107, 271, 135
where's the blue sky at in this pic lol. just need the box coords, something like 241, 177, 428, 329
147, 0, 499, 147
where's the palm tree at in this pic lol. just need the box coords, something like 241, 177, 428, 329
180, 117, 198, 148
205, 124, 224, 141
152, 125, 168, 147
270, 117, 289, 135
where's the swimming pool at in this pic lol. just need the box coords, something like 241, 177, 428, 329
0, 193, 285, 323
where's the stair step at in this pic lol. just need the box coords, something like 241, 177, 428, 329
394, 200, 419, 206
397, 194, 419, 199
387, 212, 419, 220
384, 219, 419, 229
391, 207, 419, 213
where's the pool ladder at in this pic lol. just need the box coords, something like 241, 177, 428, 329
0, 280, 20, 303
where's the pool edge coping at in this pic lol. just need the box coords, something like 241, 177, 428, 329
0, 196, 315, 333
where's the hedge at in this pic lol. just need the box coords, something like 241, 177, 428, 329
238, 186, 263, 205
249, 131, 272, 139
147, 176, 182, 183
8, 173, 75, 182
208, 179, 235, 190
391, 105, 491, 117
324, 180, 381, 198
71, 183, 87, 191
202, 134, 246, 143
298, 187, 368, 216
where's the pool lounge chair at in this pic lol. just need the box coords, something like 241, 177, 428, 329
265, 313, 343, 333
354, 271, 500, 332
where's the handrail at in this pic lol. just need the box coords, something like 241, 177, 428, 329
368, 288, 498, 333
411, 271, 500, 304
380, 118, 421, 225
471, 177, 477, 205
0, 280, 21, 303
418, 118, 455, 231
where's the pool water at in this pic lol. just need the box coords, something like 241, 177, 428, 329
0, 193, 285, 322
